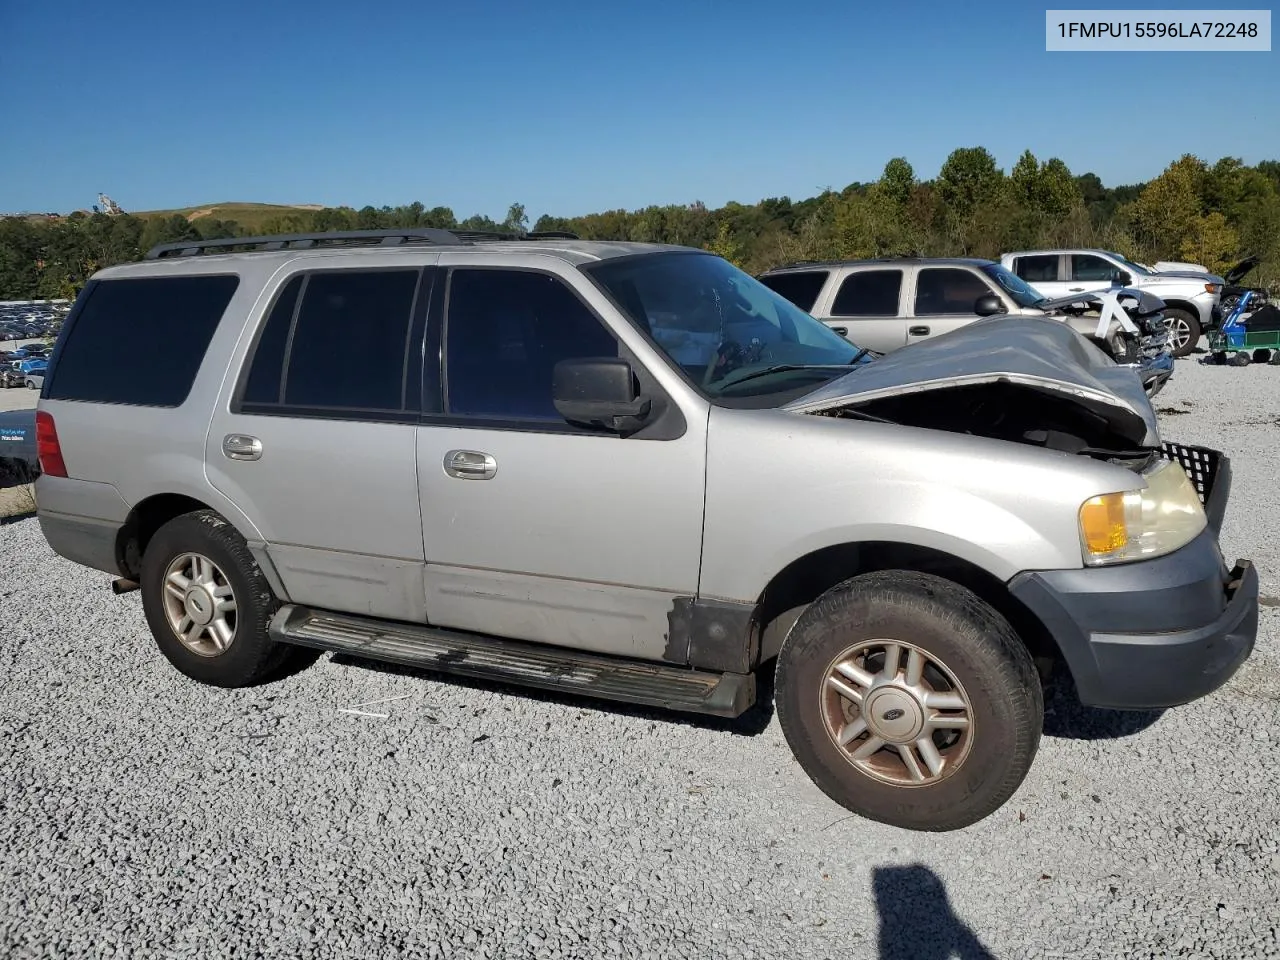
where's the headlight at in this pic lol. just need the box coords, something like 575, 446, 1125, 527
1078, 459, 1206, 565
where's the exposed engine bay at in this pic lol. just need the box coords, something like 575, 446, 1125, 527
816, 380, 1161, 469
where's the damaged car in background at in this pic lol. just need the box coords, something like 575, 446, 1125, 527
755, 257, 1174, 395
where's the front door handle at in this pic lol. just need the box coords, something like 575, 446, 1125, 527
908, 325, 930, 336
222, 434, 262, 461
831, 326, 849, 337
444, 449, 497, 480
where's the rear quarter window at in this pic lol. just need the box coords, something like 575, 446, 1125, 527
756, 271, 829, 312
46, 275, 239, 406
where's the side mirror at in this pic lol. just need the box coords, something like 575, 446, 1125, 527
552, 357, 652, 434
974, 294, 1006, 317
1113, 271, 1132, 286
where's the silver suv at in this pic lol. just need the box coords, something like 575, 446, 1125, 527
33, 229, 1258, 832
1000, 249, 1224, 357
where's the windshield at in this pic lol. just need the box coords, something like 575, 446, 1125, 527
980, 263, 1046, 308
584, 252, 866, 399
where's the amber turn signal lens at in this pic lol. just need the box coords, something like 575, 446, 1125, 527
1079, 493, 1128, 554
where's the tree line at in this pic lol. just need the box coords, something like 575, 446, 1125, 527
2, 148, 1278, 301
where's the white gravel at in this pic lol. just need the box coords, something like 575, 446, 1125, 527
2, 355, 1279, 960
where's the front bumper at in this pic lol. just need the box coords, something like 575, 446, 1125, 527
1008, 444, 1258, 710
1125, 350, 1174, 396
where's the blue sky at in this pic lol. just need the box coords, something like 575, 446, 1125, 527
1, 0, 1275, 221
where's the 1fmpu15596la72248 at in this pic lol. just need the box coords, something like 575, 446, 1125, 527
32, 229, 1258, 831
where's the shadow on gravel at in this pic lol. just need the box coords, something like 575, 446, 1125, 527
327, 652, 778, 737
1040, 673, 1164, 741
874, 865, 995, 960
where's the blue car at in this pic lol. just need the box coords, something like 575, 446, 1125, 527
18, 358, 47, 375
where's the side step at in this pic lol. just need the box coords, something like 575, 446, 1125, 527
269, 605, 757, 718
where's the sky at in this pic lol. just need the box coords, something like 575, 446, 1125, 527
1, 0, 1276, 222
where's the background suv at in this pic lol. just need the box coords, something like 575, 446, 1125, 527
1000, 249, 1223, 357
755, 257, 1173, 394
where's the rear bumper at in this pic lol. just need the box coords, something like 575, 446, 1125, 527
38, 510, 126, 577
34, 475, 131, 577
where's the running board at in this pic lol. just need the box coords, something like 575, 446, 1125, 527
269, 605, 756, 718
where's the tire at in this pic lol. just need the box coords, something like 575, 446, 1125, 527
140, 509, 294, 687
1164, 308, 1201, 358
1228, 351, 1251, 367
775, 570, 1043, 832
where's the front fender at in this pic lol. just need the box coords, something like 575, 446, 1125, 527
701, 480, 1079, 603
699, 408, 1127, 604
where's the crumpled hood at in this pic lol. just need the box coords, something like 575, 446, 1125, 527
783, 315, 1159, 446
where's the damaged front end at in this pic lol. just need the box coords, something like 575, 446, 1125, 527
784, 315, 1164, 469
1036, 287, 1175, 398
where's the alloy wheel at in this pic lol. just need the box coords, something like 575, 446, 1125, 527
821, 639, 973, 786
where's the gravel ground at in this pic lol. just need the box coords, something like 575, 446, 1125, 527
0, 383, 38, 414
2, 355, 1279, 960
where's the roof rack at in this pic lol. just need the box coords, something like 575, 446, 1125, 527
144, 227, 581, 260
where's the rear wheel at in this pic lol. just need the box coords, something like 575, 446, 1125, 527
775, 571, 1042, 832
140, 509, 295, 687
1164, 308, 1201, 358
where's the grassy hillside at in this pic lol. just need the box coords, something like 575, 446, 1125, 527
131, 202, 326, 230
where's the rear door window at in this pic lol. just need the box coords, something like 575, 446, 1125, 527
1012, 255, 1060, 283
756, 271, 829, 312
46, 275, 239, 406
831, 270, 903, 316
239, 269, 422, 417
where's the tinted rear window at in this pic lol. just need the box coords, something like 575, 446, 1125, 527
46, 275, 238, 406
238, 269, 421, 416
832, 270, 903, 316
757, 271, 829, 312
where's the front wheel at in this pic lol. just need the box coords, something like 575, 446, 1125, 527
1164, 308, 1201, 358
775, 570, 1043, 832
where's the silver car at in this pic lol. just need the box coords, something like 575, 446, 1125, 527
33, 229, 1258, 831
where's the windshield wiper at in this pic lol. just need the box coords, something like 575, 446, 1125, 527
713, 363, 852, 390
848, 346, 872, 364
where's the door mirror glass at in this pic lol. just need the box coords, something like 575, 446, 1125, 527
974, 294, 1006, 316
1113, 270, 1132, 286
552, 357, 651, 434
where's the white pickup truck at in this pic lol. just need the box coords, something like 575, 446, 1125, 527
1000, 248, 1224, 357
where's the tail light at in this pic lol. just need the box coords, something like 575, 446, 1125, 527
35, 410, 68, 478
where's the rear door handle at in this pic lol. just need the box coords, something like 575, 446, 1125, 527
1069, 287, 1086, 292
222, 434, 262, 461
908, 325, 930, 336
444, 449, 497, 480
